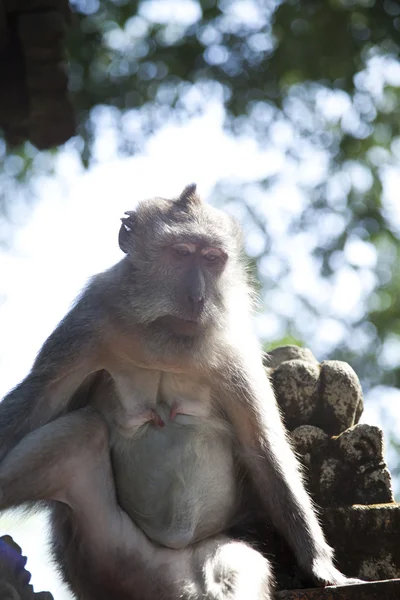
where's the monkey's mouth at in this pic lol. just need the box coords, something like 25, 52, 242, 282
153, 315, 202, 335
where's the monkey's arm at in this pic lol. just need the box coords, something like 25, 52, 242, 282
218, 347, 350, 586
0, 305, 103, 462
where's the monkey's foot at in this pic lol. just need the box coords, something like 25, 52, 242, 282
333, 577, 364, 586
310, 560, 362, 587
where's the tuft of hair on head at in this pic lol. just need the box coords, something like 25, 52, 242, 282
175, 183, 201, 210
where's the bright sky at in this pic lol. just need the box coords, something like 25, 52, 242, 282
0, 101, 399, 598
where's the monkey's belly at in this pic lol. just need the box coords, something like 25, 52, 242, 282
110, 415, 237, 549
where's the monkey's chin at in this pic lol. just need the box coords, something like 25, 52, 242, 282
153, 315, 202, 336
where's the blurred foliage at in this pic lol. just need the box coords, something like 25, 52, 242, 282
2, 0, 400, 406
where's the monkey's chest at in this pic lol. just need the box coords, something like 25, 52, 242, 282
106, 368, 238, 549
110, 368, 214, 433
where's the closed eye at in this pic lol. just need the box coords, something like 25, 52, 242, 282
171, 243, 196, 258
202, 248, 225, 263
204, 253, 219, 262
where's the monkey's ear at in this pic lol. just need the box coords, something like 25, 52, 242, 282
175, 183, 201, 209
119, 211, 136, 254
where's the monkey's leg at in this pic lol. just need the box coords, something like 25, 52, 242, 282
0, 410, 273, 600
0, 408, 181, 598
194, 537, 274, 600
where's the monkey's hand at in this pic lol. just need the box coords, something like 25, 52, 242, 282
310, 557, 363, 587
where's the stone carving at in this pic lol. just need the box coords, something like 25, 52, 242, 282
290, 424, 393, 506
268, 346, 364, 435
267, 345, 400, 590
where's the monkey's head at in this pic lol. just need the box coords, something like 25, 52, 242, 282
119, 184, 247, 337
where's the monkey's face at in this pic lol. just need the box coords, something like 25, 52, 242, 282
150, 239, 228, 335
119, 185, 243, 336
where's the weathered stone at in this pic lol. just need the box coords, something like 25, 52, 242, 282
0, 536, 54, 599
319, 456, 340, 497
337, 424, 382, 462
269, 349, 389, 506
277, 578, 400, 599
291, 423, 393, 506
266, 345, 319, 369
0, 64, 29, 143
291, 425, 329, 454
29, 94, 75, 148
271, 353, 363, 435
18, 11, 66, 44
21, 42, 64, 62
7, 0, 70, 18
25, 61, 68, 91
248, 503, 400, 590
0, 0, 8, 51
0, 581, 20, 600
273, 360, 321, 430
290, 426, 328, 496
327, 425, 393, 506
317, 361, 363, 435
0, 24, 29, 136
0, 0, 74, 148
323, 504, 400, 581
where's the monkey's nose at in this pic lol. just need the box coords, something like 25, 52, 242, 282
188, 295, 205, 318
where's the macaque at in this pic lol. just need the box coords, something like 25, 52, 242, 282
0, 185, 358, 599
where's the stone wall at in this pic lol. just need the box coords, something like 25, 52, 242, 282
265, 346, 400, 594
0, 0, 74, 148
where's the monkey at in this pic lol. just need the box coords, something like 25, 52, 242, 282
0, 184, 360, 600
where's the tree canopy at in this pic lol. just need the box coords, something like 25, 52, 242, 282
2, 0, 400, 413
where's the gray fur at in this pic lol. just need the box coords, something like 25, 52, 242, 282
0, 186, 357, 599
